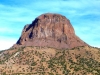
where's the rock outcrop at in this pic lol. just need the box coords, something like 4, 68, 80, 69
14, 13, 88, 49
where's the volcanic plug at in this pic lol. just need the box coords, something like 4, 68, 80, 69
14, 13, 88, 49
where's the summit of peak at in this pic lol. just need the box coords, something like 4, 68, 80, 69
13, 13, 88, 49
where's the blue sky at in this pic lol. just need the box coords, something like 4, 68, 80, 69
0, 0, 100, 50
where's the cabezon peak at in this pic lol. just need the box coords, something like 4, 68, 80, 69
14, 13, 88, 49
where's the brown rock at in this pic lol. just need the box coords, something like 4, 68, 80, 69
14, 13, 88, 49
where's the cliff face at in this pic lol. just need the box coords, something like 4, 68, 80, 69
14, 13, 88, 49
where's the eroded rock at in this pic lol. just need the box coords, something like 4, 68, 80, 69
13, 13, 88, 49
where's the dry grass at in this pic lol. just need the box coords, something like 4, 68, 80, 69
0, 46, 100, 75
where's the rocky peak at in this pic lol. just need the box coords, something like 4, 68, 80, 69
14, 13, 88, 49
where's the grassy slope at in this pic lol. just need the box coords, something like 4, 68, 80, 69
0, 46, 100, 75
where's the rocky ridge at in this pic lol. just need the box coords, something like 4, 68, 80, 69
14, 13, 88, 49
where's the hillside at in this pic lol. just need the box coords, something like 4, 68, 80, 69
0, 46, 100, 75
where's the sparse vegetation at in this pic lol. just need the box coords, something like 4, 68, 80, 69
0, 46, 100, 75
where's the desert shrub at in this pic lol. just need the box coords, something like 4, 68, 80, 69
31, 61, 37, 66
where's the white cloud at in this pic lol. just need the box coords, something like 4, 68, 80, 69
0, 37, 17, 50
